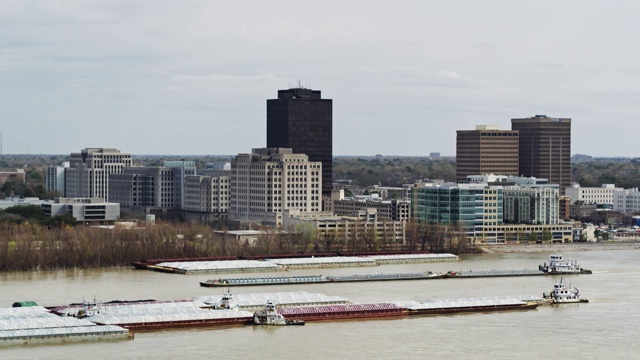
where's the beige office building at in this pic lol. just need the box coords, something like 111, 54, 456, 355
230, 148, 322, 226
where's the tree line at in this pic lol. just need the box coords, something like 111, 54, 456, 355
0, 220, 470, 272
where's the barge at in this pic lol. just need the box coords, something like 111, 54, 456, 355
444, 269, 546, 278
275, 303, 407, 322
200, 272, 444, 287
199, 265, 594, 288
136, 253, 460, 274
84, 302, 253, 330
0, 306, 131, 346
395, 296, 542, 316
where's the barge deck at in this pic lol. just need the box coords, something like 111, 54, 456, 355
200, 267, 592, 287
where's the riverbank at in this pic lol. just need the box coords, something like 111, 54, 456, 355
476, 240, 640, 253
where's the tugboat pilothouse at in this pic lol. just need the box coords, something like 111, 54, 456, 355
76, 298, 101, 318
543, 278, 589, 303
253, 300, 304, 326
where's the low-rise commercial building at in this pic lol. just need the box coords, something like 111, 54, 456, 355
283, 211, 406, 245
613, 188, 640, 213
332, 190, 410, 222
565, 183, 622, 205
41, 198, 120, 222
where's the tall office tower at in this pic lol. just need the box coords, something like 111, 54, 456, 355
456, 125, 520, 182
267, 87, 332, 202
511, 115, 571, 195
229, 148, 322, 226
65, 148, 132, 200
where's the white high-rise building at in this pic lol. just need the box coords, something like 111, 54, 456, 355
45, 161, 69, 196
230, 148, 322, 226
65, 148, 132, 200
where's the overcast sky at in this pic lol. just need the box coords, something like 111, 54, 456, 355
1, 1, 638, 157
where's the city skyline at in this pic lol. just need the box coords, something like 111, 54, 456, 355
1, 1, 639, 157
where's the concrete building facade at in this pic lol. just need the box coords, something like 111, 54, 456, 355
183, 174, 230, 223
331, 190, 411, 222
283, 213, 406, 245
230, 148, 322, 226
108, 166, 194, 213
164, 161, 197, 209
613, 188, 640, 213
41, 198, 120, 222
565, 183, 622, 205
65, 148, 132, 200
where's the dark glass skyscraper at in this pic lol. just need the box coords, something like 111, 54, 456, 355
511, 115, 571, 195
267, 87, 333, 200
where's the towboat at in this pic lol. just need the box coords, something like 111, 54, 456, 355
210, 289, 238, 310
75, 298, 101, 318
543, 278, 589, 304
539, 254, 592, 274
253, 301, 305, 326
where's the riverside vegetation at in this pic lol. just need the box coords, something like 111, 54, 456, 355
0, 218, 469, 272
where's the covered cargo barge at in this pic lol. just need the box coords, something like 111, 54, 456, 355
0, 306, 131, 346
395, 296, 542, 315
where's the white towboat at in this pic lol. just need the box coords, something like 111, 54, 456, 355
539, 254, 591, 274
211, 289, 238, 310
253, 301, 304, 326
543, 278, 589, 304
75, 298, 101, 318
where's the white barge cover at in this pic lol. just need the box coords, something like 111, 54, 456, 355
0, 306, 129, 342
267, 256, 377, 267
88, 310, 253, 326
0, 325, 128, 341
155, 254, 459, 274
157, 260, 280, 273
393, 295, 544, 311
366, 253, 459, 262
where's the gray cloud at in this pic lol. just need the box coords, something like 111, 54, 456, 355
1, 0, 639, 156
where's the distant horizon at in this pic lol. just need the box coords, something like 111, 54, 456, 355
0, 152, 635, 160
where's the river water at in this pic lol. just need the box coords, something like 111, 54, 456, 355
1, 249, 639, 360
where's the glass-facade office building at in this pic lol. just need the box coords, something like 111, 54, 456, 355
413, 183, 503, 236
